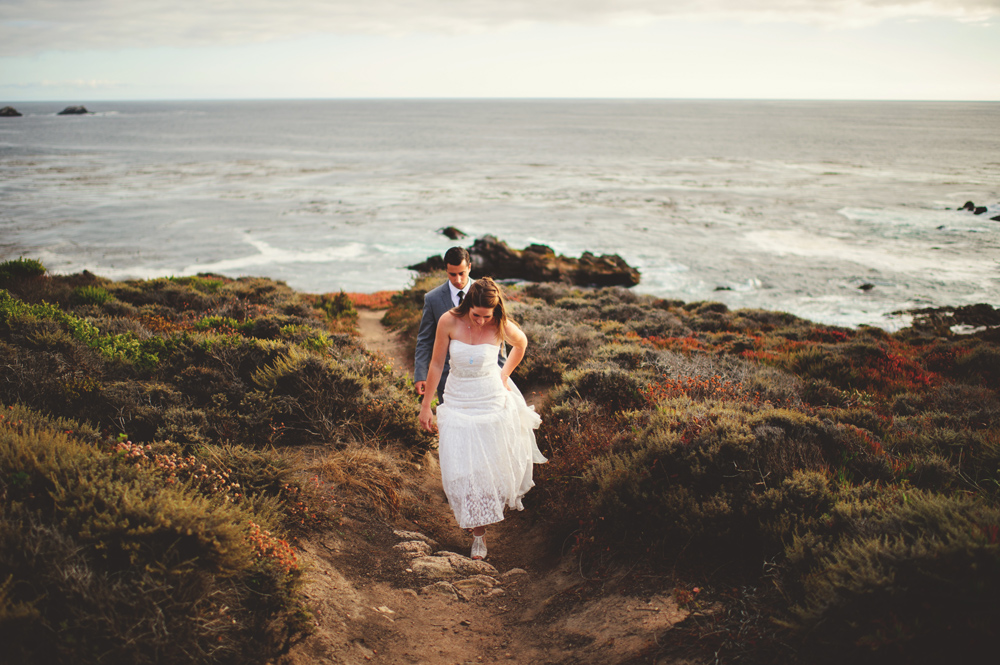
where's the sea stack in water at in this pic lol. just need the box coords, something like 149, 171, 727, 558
0, 106, 22, 117
57, 106, 89, 115
408, 234, 641, 287
440, 226, 467, 240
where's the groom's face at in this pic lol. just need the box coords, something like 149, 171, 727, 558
446, 261, 471, 291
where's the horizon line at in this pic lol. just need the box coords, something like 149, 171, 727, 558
5, 96, 1000, 105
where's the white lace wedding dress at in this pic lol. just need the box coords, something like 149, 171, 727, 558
436, 339, 547, 530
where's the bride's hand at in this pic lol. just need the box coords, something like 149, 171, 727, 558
501, 374, 511, 390
419, 406, 437, 433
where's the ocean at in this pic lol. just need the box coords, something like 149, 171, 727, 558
1, 99, 998, 330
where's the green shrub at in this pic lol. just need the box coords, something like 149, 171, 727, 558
554, 364, 648, 413
70, 285, 113, 306
315, 290, 357, 320
784, 491, 1000, 663
167, 275, 228, 294
0, 258, 46, 283
755, 470, 836, 549
0, 290, 159, 369
519, 321, 601, 384
955, 345, 1000, 386
109, 277, 216, 312
586, 401, 758, 553
195, 315, 254, 335
0, 422, 305, 665
594, 342, 657, 370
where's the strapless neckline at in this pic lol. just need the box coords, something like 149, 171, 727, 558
452, 339, 500, 348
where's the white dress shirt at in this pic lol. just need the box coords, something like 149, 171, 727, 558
448, 281, 469, 308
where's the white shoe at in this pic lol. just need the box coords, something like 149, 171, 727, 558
471, 535, 487, 560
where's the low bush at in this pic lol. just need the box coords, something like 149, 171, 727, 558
1, 272, 429, 453
71, 285, 113, 306
584, 401, 834, 561
311, 291, 358, 334
518, 320, 601, 384
553, 364, 648, 413
0, 257, 46, 283
783, 490, 1000, 663
317, 443, 409, 515
0, 412, 306, 665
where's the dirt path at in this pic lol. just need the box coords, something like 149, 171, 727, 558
276, 309, 692, 665
357, 309, 413, 376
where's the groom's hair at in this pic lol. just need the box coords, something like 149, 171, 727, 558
444, 247, 471, 267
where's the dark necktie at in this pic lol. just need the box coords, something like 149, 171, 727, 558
457, 290, 464, 305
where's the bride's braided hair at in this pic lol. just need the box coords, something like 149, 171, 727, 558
452, 277, 509, 347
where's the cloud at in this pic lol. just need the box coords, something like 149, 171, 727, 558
2, 1, 998, 55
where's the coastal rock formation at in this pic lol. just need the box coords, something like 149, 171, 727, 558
905, 302, 1000, 332
408, 234, 641, 287
0, 106, 22, 117
57, 106, 89, 115
440, 226, 467, 240
959, 200, 991, 216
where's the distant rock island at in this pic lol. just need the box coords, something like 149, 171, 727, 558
57, 106, 89, 115
0, 106, 22, 117
408, 235, 641, 287
439, 226, 467, 240
959, 200, 995, 219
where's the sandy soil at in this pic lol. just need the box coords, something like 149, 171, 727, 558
274, 309, 696, 665
357, 310, 414, 376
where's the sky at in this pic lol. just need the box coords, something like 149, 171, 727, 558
1, 1, 999, 101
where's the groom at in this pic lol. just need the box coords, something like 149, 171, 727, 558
414, 247, 473, 402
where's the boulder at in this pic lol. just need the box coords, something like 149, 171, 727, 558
420, 581, 459, 600
501, 568, 529, 580
440, 226, 467, 240
452, 575, 498, 591
446, 555, 499, 577
453, 576, 498, 600
991, 215, 1000, 222
0, 106, 22, 117
410, 556, 456, 579
392, 540, 432, 558
57, 106, 89, 115
954, 304, 1000, 328
960, 201, 976, 211
905, 303, 1000, 332
973, 207, 988, 215
392, 529, 439, 550
408, 235, 640, 287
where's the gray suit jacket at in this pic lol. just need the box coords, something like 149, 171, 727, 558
414, 281, 456, 394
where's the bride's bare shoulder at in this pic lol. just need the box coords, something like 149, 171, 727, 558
438, 310, 464, 331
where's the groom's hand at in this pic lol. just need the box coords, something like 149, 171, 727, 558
415, 380, 426, 395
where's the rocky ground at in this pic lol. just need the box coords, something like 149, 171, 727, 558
275, 310, 696, 665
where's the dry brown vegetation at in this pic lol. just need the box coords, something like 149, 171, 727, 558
2, 258, 999, 664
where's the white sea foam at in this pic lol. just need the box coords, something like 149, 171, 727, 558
3, 100, 998, 329
744, 229, 997, 284
183, 236, 366, 275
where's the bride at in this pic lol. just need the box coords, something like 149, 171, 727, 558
418, 277, 546, 560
